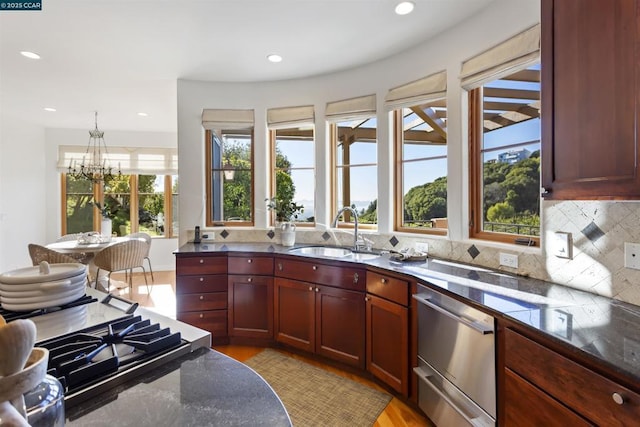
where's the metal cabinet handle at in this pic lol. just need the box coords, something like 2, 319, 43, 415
612, 392, 625, 405
412, 294, 494, 335
312, 265, 317, 271
315, 287, 319, 292
309, 286, 313, 291
199, 313, 204, 318
247, 277, 252, 283
247, 259, 253, 263
199, 277, 204, 282
381, 278, 387, 284
365, 296, 370, 302
199, 295, 204, 300
278, 263, 283, 271
199, 259, 204, 264
353, 272, 359, 283
414, 367, 479, 424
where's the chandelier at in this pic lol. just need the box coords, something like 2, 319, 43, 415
67, 111, 121, 183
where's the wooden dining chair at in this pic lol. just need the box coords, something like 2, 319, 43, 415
93, 239, 149, 294
127, 232, 154, 282
28, 244, 91, 286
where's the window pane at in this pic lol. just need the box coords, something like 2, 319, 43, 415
104, 175, 131, 236
65, 175, 93, 233
480, 65, 541, 237
138, 175, 165, 237
398, 100, 448, 231
210, 130, 253, 223
172, 175, 179, 236
335, 119, 377, 226
274, 127, 315, 224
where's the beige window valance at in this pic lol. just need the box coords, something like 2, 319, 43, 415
58, 146, 178, 175
461, 24, 540, 89
384, 70, 447, 110
202, 109, 255, 130
325, 94, 376, 122
267, 105, 315, 129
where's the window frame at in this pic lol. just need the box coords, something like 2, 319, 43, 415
268, 127, 316, 227
60, 174, 178, 238
393, 108, 448, 236
330, 122, 378, 230
204, 128, 255, 227
468, 86, 540, 246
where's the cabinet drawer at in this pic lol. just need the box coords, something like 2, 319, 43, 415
505, 328, 640, 426
275, 257, 365, 291
177, 293, 227, 312
228, 256, 274, 275
177, 310, 227, 339
366, 272, 409, 306
176, 255, 227, 275
177, 274, 227, 294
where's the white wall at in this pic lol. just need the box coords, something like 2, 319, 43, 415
176, 0, 540, 244
0, 117, 48, 272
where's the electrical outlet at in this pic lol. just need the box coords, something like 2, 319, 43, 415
499, 252, 518, 269
553, 231, 572, 259
624, 242, 640, 270
201, 229, 215, 242
415, 241, 429, 254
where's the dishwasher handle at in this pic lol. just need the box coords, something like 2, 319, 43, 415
413, 294, 493, 335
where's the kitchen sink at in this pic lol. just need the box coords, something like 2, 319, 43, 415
288, 246, 353, 258
288, 246, 382, 261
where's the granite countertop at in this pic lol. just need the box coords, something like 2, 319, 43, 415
65, 347, 292, 427
176, 242, 640, 385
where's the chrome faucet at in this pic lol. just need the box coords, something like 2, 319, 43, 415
331, 206, 363, 251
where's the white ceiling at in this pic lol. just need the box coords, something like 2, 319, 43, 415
0, 0, 494, 133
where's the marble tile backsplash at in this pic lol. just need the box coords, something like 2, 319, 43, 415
215, 200, 640, 307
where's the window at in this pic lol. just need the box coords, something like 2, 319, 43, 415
327, 95, 377, 227
61, 174, 179, 237
464, 24, 540, 245
59, 145, 179, 237
203, 109, 255, 226
268, 105, 315, 225
388, 71, 448, 234
469, 65, 541, 244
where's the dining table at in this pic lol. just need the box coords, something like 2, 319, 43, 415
47, 235, 133, 290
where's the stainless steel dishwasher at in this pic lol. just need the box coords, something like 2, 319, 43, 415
413, 284, 496, 426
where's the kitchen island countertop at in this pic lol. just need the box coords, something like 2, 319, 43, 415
65, 346, 291, 426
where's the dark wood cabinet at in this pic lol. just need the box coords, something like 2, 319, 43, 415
228, 255, 274, 340
175, 253, 228, 344
366, 271, 409, 396
541, 0, 640, 199
274, 257, 366, 368
500, 323, 640, 426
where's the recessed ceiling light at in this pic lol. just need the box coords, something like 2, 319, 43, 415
267, 54, 283, 63
137, 112, 148, 117
44, 107, 56, 112
395, 1, 415, 15
20, 51, 41, 59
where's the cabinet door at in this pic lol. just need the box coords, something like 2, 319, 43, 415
366, 294, 408, 395
504, 368, 593, 427
228, 275, 273, 339
315, 285, 365, 368
274, 278, 315, 352
541, 0, 640, 199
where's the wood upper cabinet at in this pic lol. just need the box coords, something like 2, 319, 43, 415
500, 323, 640, 426
227, 255, 275, 339
541, 0, 640, 199
366, 270, 410, 396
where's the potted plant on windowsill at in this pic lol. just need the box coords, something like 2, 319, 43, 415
266, 198, 304, 247
94, 201, 114, 238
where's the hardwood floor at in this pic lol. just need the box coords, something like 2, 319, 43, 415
118, 270, 432, 427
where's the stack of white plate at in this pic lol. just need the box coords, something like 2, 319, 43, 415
0, 262, 87, 311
